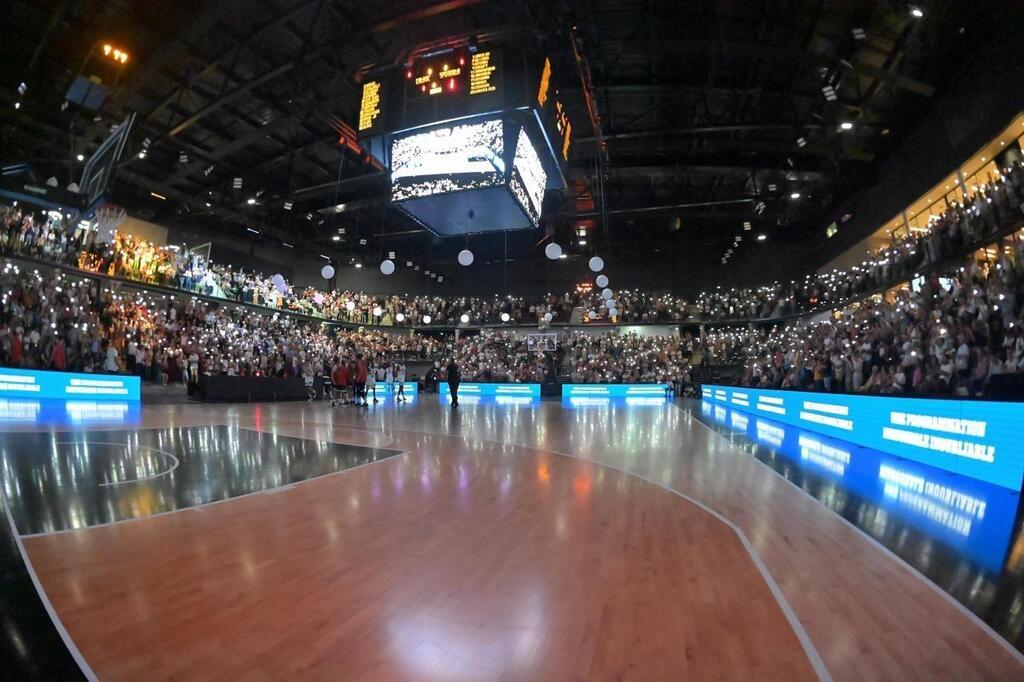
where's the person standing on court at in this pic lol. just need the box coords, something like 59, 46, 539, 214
354, 353, 369, 407
446, 358, 461, 407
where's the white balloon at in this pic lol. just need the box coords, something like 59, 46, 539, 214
460, 313, 470, 324
588, 310, 598, 320
500, 312, 510, 322
589, 256, 604, 272
271, 273, 284, 285
345, 300, 355, 311
544, 242, 562, 260
543, 312, 553, 322
601, 288, 613, 300
595, 274, 609, 288
396, 313, 405, 322
373, 306, 383, 317
320, 265, 335, 279
606, 299, 617, 309
379, 259, 395, 275
457, 249, 474, 266
609, 308, 618, 318
422, 314, 432, 324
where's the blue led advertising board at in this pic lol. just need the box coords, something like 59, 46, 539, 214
702, 385, 1024, 491
0, 368, 141, 401
439, 382, 540, 403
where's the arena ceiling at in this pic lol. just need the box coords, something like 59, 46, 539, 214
0, 0, 1011, 288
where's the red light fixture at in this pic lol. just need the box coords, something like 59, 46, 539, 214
448, 78, 456, 90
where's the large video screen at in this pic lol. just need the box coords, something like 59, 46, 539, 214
391, 118, 505, 202
508, 128, 547, 225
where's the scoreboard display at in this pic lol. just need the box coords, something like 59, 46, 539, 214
357, 43, 571, 236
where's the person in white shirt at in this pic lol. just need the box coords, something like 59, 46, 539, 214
395, 362, 407, 402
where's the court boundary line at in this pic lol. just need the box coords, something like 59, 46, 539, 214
681, 401, 1024, 669
48, 441, 181, 487
1, 492, 99, 682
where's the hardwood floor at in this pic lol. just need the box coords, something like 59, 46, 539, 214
15, 398, 1024, 680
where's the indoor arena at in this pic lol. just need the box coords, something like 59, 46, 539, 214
2, 1, 1024, 680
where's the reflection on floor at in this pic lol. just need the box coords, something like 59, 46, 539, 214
695, 398, 1024, 650
1, 425, 403, 535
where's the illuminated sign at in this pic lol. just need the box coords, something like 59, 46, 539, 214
469, 51, 497, 95
702, 399, 1018, 572
407, 54, 467, 97
555, 100, 572, 159
537, 57, 552, 106
358, 80, 385, 133
702, 385, 1024, 490
0, 368, 141, 401
439, 383, 541, 400
562, 384, 669, 400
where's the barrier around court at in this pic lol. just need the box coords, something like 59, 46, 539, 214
702, 384, 1024, 491
438, 382, 541, 401
0, 367, 141, 401
561, 383, 671, 400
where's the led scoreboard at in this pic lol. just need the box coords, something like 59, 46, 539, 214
358, 44, 570, 236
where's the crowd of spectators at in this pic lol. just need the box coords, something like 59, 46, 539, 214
2, 157, 1023, 330
737, 239, 1024, 397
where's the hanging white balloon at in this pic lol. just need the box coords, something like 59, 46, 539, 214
609, 308, 618, 318
422, 314, 432, 324
379, 259, 395, 275
500, 312, 510, 322
605, 298, 616, 309
457, 249, 474, 266
544, 242, 562, 260
320, 264, 335, 279
543, 312, 553, 322
396, 313, 405, 322
373, 306, 383, 317
588, 256, 605, 272
275, 280, 288, 295
271, 273, 285, 285
601, 288, 613, 300
313, 293, 324, 305
588, 310, 598, 320
595, 274, 609, 288
460, 313, 470, 324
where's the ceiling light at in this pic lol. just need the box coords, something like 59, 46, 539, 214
76, 153, 84, 161
332, 235, 340, 241
246, 227, 259, 234
790, 192, 801, 199
354, 263, 362, 268
138, 152, 146, 159
839, 121, 853, 130
283, 201, 293, 210
246, 198, 256, 205
14, 101, 20, 110
743, 222, 751, 230
282, 242, 293, 248
767, 184, 777, 192
233, 177, 243, 189
559, 253, 568, 259
851, 27, 866, 40
910, 6, 924, 18
178, 152, 188, 163
796, 137, 807, 147
757, 234, 767, 241
150, 192, 166, 200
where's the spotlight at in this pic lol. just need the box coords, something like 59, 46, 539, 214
910, 6, 923, 18
790, 192, 801, 199
757, 234, 767, 241
76, 154, 84, 161
332, 235, 340, 241
246, 198, 256, 205
839, 121, 853, 131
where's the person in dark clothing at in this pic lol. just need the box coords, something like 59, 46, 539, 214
446, 359, 461, 407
